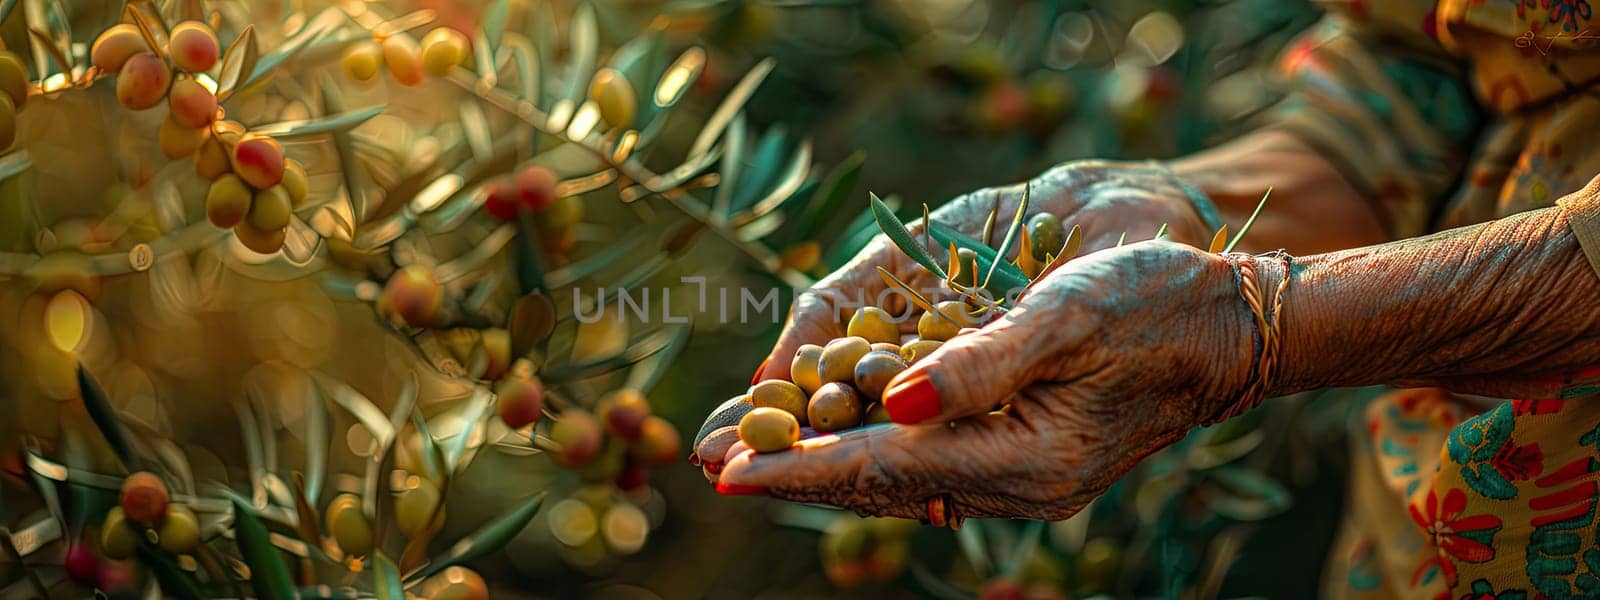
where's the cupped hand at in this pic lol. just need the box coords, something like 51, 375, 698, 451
749, 160, 1217, 387
710, 242, 1269, 521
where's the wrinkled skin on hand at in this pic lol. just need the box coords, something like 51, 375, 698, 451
711, 242, 1264, 520
753, 160, 1215, 386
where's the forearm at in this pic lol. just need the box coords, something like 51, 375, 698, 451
1274, 202, 1600, 398
1169, 130, 1390, 255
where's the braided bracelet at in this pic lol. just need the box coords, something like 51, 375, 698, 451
1207, 251, 1293, 425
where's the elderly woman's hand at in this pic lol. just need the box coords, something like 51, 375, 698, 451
709, 241, 1272, 520
745, 161, 1218, 391
690, 161, 1219, 473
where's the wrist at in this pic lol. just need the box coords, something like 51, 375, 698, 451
1204, 251, 1293, 423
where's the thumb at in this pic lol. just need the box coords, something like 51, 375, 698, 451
880, 312, 1045, 424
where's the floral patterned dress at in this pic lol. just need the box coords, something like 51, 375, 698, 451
1254, 1, 1600, 598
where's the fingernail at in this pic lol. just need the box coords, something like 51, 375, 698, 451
687, 452, 701, 466
704, 461, 723, 475
715, 482, 768, 496
750, 357, 771, 385
883, 373, 941, 424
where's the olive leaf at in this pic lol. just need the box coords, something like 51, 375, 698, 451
733, 138, 811, 226
621, 320, 690, 394
406, 491, 548, 583
607, 25, 665, 128
26, 28, 70, 77
980, 206, 998, 247
925, 221, 1029, 292
411, 410, 448, 485
137, 544, 206, 600
504, 33, 541, 109
1115, 231, 1127, 247
255, 105, 386, 140
983, 182, 1028, 288
320, 75, 369, 223
1208, 225, 1228, 254
472, 28, 495, 88
1203, 465, 1291, 521
876, 266, 938, 315
730, 125, 789, 215
214, 25, 259, 101
230, 495, 296, 600
541, 325, 682, 382
1016, 228, 1039, 277
654, 46, 705, 109
441, 389, 492, 474
711, 112, 746, 219
373, 552, 404, 600
289, 473, 323, 554
791, 150, 863, 243
687, 57, 775, 158
482, 0, 511, 48
123, 4, 165, 65
998, 520, 1045, 578
302, 381, 328, 504
1154, 222, 1169, 240
458, 100, 493, 163
561, 3, 597, 108
245, 9, 338, 91
955, 522, 991, 575
826, 197, 888, 268
433, 223, 518, 284
870, 192, 947, 279
1062, 223, 1081, 258
310, 371, 394, 448
76, 365, 134, 468
1224, 187, 1272, 253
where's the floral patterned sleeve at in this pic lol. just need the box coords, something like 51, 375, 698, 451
1254, 1, 1481, 239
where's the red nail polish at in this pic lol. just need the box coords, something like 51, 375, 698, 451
750, 357, 771, 385
687, 452, 701, 466
715, 482, 768, 496
883, 374, 941, 424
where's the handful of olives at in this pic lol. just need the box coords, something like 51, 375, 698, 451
700, 300, 979, 458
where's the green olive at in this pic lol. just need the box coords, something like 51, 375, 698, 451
205, 174, 252, 229
1028, 213, 1066, 260
750, 379, 808, 425
99, 507, 141, 559
790, 344, 824, 394
629, 416, 681, 468
864, 402, 891, 424
156, 505, 201, 554
818, 336, 871, 384
694, 395, 752, 450
917, 300, 972, 342
248, 186, 293, 232
395, 475, 444, 537
853, 350, 908, 401
324, 493, 373, 557
420, 566, 489, 600
738, 407, 799, 453
808, 382, 863, 432
549, 411, 603, 467
900, 339, 944, 365
870, 342, 900, 354
847, 307, 899, 344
